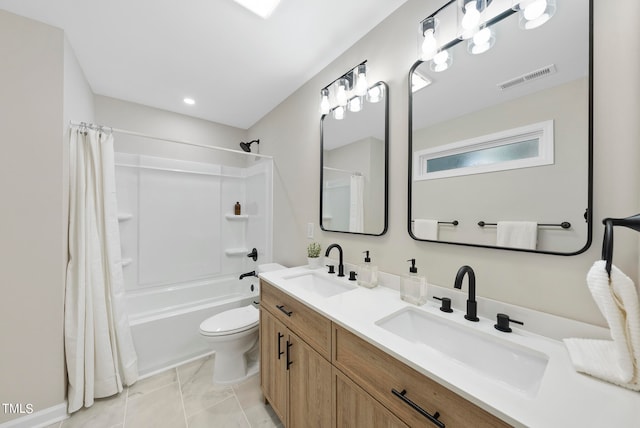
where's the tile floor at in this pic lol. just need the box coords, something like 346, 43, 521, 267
44, 355, 282, 428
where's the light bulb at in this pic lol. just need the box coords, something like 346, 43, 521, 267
333, 106, 345, 120
320, 89, 330, 115
430, 50, 452, 73
468, 27, 494, 54
461, 1, 481, 30
336, 79, 348, 107
354, 65, 368, 97
524, 0, 547, 21
421, 29, 438, 61
348, 96, 363, 113
367, 85, 383, 103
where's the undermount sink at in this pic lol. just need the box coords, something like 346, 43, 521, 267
375, 307, 548, 398
282, 271, 357, 298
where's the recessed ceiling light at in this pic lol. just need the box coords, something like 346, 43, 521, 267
183, 97, 195, 105
232, 0, 281, 19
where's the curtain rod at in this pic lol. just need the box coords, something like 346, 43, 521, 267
69, 121, 273, 160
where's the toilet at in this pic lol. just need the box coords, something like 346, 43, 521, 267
199, 263, 286, 384
199, 305, 260, 384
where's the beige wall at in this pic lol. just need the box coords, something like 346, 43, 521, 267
0, 11, 66, 424
95, 95, 248, 167
249, 0, 640, 325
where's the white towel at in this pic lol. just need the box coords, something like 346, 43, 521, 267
414, 219, 438, 240
563, 260, 640, 391
496, 221, 537, 249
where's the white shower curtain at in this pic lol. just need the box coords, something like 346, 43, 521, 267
65, 126, 138, 413
349, 174, 364, 233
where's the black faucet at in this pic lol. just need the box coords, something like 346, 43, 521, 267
325, 243, 345, 277
247, 248, 258, 262
454, 265, 479, 322
239, 270, 257, 280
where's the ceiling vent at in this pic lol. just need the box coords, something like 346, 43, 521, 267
497, 64, 557, 91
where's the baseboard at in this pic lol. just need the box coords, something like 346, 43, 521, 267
0, 402, 68, 428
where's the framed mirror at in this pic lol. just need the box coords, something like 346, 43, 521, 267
409, 0, 592, 255
321, 81, 389, 235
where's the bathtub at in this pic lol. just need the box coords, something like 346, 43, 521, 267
126, 274, 259, 377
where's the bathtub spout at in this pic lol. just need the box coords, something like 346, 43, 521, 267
239, 271, 257, 280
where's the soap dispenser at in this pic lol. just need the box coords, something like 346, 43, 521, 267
357, 250, 378, 289
400, 259, 427, 305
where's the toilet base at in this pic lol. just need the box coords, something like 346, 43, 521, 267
212, 343, 260, 385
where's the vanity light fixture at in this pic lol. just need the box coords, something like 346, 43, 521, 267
417, 0, 555, 74
333, 106, 345, 120
183, 97, 195, 105
319, 60, 368, 115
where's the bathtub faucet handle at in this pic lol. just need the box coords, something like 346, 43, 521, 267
247, 248, 258, 262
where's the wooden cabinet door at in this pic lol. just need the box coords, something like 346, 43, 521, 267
260, 308, 288, 425
335, 369, 408, 428
287, 331, 332, 428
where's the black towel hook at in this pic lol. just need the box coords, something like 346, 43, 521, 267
601, 213, 640, 277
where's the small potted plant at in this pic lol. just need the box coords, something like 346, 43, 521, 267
307, 242, 322, 269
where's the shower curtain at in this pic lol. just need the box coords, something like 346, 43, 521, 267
349, 174, 364, 233
65, 126, 138, 413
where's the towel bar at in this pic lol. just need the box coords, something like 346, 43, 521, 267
477, 221, 571, 229
411, 220, 459, 226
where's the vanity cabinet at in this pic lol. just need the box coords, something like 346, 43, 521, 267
260, 281, 332, 427
333, 324, 510, 428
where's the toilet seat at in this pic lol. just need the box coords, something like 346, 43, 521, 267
199, 305, 259, 337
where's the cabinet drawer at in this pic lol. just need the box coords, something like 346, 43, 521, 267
261, 279, 332, 359
333, 325, 510, 428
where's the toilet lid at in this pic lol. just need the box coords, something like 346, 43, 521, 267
199, 305, 259, 336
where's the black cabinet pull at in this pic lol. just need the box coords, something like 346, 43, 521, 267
277, 332, 284, 359
276, 304, 293, 317
286, 340, 293, 369
391, 388, 444, 428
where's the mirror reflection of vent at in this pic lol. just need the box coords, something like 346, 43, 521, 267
497, 64, 557, 91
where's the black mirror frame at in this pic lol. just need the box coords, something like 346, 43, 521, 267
407, 1, 593, 256
320, 81, 389, 236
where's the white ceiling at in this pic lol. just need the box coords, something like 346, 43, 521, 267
0, 0, 408, 129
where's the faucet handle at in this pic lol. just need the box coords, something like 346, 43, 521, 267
326, 264, 335, 274
348, 271, 357, 281
433, 296, 453, 313
494, 313, 524, 333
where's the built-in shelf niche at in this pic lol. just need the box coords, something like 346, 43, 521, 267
225, 213, 249, 220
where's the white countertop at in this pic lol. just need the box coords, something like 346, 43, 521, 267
260, 264, 640, 428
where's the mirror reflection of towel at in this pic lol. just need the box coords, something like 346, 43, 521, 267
414, 219, 438, 240
497, 221, 537, 249
349, 175, 364, 233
